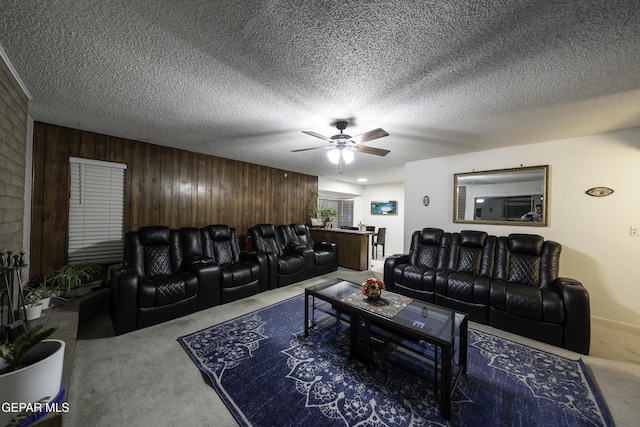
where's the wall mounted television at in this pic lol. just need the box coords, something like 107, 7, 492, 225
371, 200, 398, 215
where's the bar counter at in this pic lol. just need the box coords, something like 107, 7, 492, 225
310, 228, 373, 271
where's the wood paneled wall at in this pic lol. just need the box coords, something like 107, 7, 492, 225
31, 122, 317, 276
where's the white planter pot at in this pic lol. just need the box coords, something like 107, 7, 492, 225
0, 339, 65, 426
25, 303, 43, 320
37, 297, 51, 310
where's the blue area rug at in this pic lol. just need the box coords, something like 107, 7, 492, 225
178, 295, 613, 426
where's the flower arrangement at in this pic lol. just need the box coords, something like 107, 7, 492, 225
361, 277, 385, 300
358, 221, 367, 227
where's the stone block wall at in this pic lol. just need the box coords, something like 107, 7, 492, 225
0, 54, 28, 261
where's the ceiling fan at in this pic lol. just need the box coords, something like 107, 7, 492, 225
292, 120, 390, 173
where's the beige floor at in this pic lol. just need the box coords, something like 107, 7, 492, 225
67, 265, 640, 426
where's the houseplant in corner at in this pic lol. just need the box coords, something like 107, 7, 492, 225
0, 325, 65, 426
319, 206, 338, 229
23, 299, 44, 321
307, 192, 325, 228
27, 277, 55, 310
308, 206, 324, 228
50, 263, 101, 298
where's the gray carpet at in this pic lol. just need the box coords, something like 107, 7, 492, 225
67, 267, 640, 426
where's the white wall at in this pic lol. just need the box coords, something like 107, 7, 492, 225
404, 127, 640, 328
318, 178, 405, 256
361, 183, 405, 256
317, 178, 365, 226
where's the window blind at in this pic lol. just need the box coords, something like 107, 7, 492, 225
318, 198, 354, 228
337, 200, 354, 228
68, 157, 127, 264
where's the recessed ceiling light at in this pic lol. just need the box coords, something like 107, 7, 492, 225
357, 178, 368, 182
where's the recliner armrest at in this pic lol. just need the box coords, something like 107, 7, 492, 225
183, 259, 222, 310
313, 241, 335, 252
254, 250, 278, 290
384, 254, 409, 290
181, 256, 214, 269
556, 277, 591, 354
300, 248, 316, 270
110, 269, 140, 336
283, 244, 307, 255
240, 250, 270, 292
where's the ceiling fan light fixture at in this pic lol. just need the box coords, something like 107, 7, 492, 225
296, 121, 389, 173
327, 148, 340, 164
342, 148, 354, 164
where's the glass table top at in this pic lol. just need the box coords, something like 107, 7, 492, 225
306, 279, 465, 343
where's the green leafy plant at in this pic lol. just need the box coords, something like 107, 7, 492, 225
308, 205, 320, 220
27, 277, 54, 303
307, 191, 320, 220
0, 325, 57, 374
319, 206, 338, 222
26, 292, 42, 304
51, 264, 101, 295
36, 277, 55, 299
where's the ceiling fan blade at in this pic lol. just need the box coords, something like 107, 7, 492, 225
301, 131, 331, 142
354, 145, 390, 156
351, 128, 389, 144
291, 146, 327, 152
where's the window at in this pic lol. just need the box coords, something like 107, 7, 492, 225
318, 198, 354, 228
68, 157, 127, 264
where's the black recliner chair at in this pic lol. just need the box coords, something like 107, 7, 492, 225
386, 227, 449, 301
287, 224, 338, 276
249, 224, 314, 289
434, 230, 496, 323
200, 225, 268, 304
110, 226, 218, 335
488, 234, 590, 354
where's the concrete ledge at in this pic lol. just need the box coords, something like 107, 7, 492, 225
29, 288, 109, 426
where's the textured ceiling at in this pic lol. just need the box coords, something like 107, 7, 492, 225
1, 0, 639, 184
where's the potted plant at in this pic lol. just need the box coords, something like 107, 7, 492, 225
307, 192, 325, 228
28, 277, 55, 310
50, 263, 101, 297
308, 205, 324, 227
23, 298, 43, 321
319, 206, 338, 229
0, 325, 65, 426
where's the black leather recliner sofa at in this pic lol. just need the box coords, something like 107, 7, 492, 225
286, 224, 338, 276
249, 223, 338, 289
384, 228, 591, 354
111, 223, 338, 335
110, 226, 219, 335
249, 224, 311, 289
200, 225, 268, 304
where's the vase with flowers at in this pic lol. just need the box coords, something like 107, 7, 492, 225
361, 277, 385, 301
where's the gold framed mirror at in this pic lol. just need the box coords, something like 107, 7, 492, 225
453, 165, 549, 226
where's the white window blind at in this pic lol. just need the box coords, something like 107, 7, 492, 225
68, 157, 127, 264
318, 198, 354, 228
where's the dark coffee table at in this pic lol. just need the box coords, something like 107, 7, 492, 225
304, 278, 467, 419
